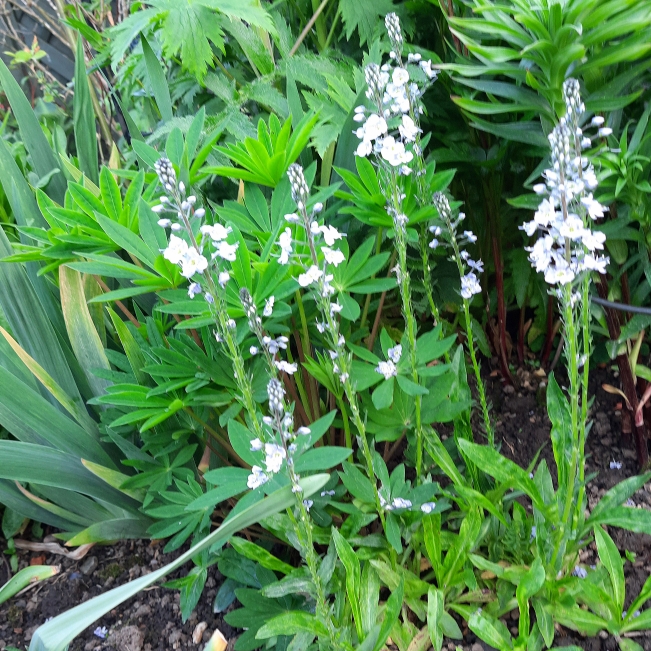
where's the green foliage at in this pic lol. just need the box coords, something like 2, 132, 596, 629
340, 0, 396, 46
0, 565, 59, 606
110, 0, 275, 81
441, 0, 651, 135
0, 4, 650, 651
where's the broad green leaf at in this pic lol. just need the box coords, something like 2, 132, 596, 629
141, 35, 173, 122
587, 506, 651, 534
586, 472, 651, 531
294, 447, 352, 472
0, 365, 111, 466
256, 611, 329, 640
427, 587, 444, 651
0, 441, 137, 511
468, 611, 512, 651
229, 537, 294, 575
0, 326, 97, 434
65, 516, 152, 546
458, 439, 551, 517
332, 528, 363, 639
99, 168, 122, 223
228, 419, 259, 466
594, 526, 625, 612
107, 308, 149, 386
373, 578, 403, 651
547, 603, 607, 636
95, 214, 158, 268
360, 562, 380, 636
372, 377, 394, 410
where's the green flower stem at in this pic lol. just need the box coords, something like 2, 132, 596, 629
445, 218, 494, 447
177, 210, 264, 442
556, 283, 580, 568
337, 396, 353, 449
388, 172, 425, 480
172, 186, 341, 647
419, 226, 451, 367
285, 344, 313, 422
296, 205, 387, 531
286, 502, 345, 649
463, 300, 494, 447
579, 275, 591, 483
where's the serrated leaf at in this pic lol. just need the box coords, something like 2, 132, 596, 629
340, 0, 394, 46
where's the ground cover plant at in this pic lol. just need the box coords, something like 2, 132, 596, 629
1, 1, 651, 651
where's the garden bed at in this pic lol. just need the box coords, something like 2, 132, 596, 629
2, 365, 651, 651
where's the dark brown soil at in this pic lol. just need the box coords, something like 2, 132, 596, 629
1, 365, 651, 651
0, 537, 236, 651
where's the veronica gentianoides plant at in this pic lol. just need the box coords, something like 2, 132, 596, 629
352, 13, 442, 479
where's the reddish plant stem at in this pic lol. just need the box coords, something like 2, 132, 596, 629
620, 271, 631, 326
328, 392, 336, 447
541, 295, 555, 367
368, 291, 387, 352
490, 226, 513, 384
367, 251, 397, 351
517, 304, 526, 365
598, 275, 648, 467
94, 276, 141, 327
446, 0, 462, 53
292, 326, 319, 421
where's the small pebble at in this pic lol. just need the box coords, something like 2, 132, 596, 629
134, 604, 151, 618
192, 622, 208, 644
80, 556, 98, 576
168, 629, 183, 645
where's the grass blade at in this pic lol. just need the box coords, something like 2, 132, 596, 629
0, 566, 60, 605
0, 326, 98, 433
73, 38, 99, 185
0, 59, 65, 203
59, 266, 111, 400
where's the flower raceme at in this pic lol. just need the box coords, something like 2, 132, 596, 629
431, 192, 483, 301
153, 157, 238, 299
246, 378, 311, 493
353, 13, 435, 172
522, 79, 609, 286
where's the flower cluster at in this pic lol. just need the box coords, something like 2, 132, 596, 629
240, 288, 297, 375
522, 79, 609, 286
432, 192, 483, 300
353, 13, 435, 173
377, 493, 436, 514
277, 164, 351, 384
247, 378, 310, 493
375, 344, 402, 380
152, 157, 238, 299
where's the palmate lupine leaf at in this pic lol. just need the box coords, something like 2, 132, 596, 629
339, 0, 395, 46
110, 0, 275, 81
28, 475, 329, 651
